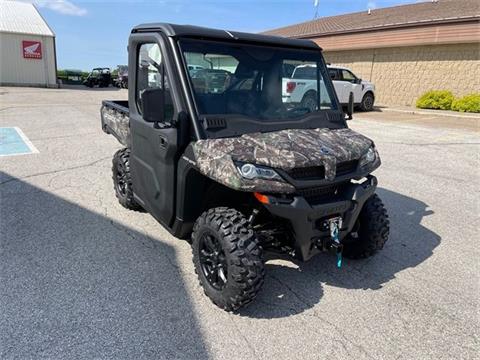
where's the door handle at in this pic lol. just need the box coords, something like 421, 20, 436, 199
159, 135, 167, 148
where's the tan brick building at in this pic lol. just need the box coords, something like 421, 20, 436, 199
265, 0, 480, 106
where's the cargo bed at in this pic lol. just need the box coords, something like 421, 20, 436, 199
101, 100, 130, 146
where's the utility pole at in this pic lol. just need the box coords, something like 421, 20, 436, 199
313, 0, 319, 19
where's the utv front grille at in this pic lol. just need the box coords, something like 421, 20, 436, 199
336, 160, 358, 177
286, 166, 325, 181
297, 183, 346, 204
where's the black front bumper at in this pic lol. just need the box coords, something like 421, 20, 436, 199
264, 176, 377, 261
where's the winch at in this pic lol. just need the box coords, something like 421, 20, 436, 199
328, 217, 343, 268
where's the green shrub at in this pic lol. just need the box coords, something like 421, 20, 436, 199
451, 94, 480, 113
416, 90, 455, 110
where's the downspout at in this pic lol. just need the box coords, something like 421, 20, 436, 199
369, 49, 376, 82
43, 35, 49, 87
52, 35, 58, 88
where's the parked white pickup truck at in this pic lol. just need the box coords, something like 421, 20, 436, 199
282, 64, 376, 112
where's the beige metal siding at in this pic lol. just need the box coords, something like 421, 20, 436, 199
0, 32, 56, 87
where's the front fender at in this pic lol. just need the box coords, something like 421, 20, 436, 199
191, 142, 294, 193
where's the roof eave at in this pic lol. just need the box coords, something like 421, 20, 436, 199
32, 3, 56, 37
0, 29, 55, 37
275, 16, 480, 39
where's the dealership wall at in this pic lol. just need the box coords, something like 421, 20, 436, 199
324, 43, 480, 106
0, 32, 56, 87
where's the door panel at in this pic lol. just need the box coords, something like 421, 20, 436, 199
329, 68, 347, 103
128, 35, 179, 228
130, 123, 177, 225
340, 69, 360, 103
351, 83, 363, 103
335, 80, 349, 103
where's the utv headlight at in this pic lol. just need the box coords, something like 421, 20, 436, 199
359, 146, 377, 168
236, 162, 282, 181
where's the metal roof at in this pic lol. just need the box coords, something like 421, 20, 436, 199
263, 0, 480, 38
132, 23, 321, 50
0, 0, 54, 37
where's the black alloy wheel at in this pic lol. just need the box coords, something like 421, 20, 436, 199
115, 161, 127, 197
198, 231, 228, 290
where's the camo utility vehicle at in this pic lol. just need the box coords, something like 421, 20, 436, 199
84, 67, 112, 88
101, 23, 390, 311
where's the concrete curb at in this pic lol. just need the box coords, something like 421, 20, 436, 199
377, 107, 479, 119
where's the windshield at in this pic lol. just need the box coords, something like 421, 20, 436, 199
180, 39, 337, 121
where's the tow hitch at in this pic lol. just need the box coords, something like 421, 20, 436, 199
327, 217, 343, 268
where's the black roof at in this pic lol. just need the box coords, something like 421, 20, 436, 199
132, 23, 321, 50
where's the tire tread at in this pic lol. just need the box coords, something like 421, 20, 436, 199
344, 194, 389, 259
112, 148, 142, 211
192, 207, 265, 311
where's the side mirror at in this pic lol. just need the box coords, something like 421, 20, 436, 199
346, 91, 354, 120
141, 88, 165, 124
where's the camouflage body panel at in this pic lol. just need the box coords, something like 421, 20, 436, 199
101, 105, 130, 147
192, 128, 377, 193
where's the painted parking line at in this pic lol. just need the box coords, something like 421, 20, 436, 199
0, 127, 39, 157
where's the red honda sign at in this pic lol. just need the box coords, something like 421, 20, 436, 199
22, 41, 42, 59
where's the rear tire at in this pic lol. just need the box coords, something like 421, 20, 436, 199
343, 194, 389, 259
301, 92, 318, 112
192, 207, 265, 311
360, 92, 375, 111
112, 148, 142, 211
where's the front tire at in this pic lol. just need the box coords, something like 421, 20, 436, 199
112, 148, 142, 211
343, 194, 389, 259
360, 92, 375, 111
192, 207, 265, 311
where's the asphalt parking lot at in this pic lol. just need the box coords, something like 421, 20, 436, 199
1, 86, 479, 359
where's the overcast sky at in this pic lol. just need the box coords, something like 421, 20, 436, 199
22, 0, 423, 70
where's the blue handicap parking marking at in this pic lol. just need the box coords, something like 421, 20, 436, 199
0, 127, 39, 156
